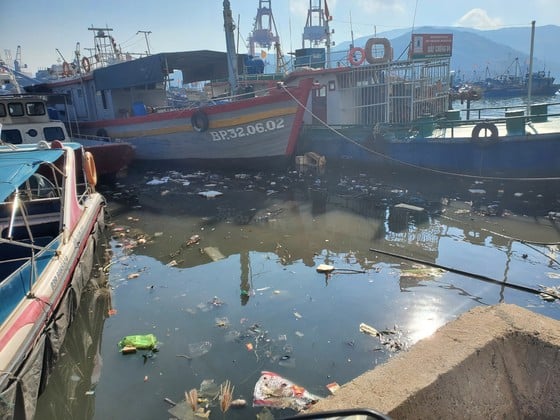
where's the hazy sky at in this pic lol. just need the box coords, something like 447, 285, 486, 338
3, 0, 558, 74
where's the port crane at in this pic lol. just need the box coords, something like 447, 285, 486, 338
247, 0, 286, 73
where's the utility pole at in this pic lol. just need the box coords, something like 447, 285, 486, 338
137, 30, 152, 55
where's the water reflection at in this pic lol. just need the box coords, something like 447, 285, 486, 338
38, 164, 560, 420
36, 245, 111, 419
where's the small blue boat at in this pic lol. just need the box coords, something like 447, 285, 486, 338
0, 140, 105, 419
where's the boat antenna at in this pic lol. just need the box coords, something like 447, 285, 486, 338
223, 0, 239, 95
407, 0, 420, 57
350, 10, 354, 47
526, 20, 535, 116
137, 30, 152, 55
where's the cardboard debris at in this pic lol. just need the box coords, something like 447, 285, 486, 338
204, 247, 225, 261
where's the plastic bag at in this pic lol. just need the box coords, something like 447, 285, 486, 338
118, 334, 158, 351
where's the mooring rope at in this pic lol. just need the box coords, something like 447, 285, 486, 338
370, 247, 558, 299
280, 83, 560, 182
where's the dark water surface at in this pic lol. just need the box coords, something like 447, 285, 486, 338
36, 161, 560, 419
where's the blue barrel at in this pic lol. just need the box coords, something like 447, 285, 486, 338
132, 102, 147, 116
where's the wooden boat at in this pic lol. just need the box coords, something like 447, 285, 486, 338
26, 11, 314, 167
0, 91, 134, 181
0, 140, 105, 419
288, 29, 560, 179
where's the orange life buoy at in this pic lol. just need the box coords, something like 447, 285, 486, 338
81, 57, 91, 73
62, 61, 71, 76
364, 38, 393, 64
84, 151, 98, 187
348, 47, 366, 66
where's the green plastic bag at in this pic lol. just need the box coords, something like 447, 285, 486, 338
118, 334, 158, 350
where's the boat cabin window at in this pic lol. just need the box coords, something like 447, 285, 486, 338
0, 104, 5, 117
26, 102, 46, 116
0, 129, 23, 144
8, 102, 24, 117
44, 126, 66, 141
23, 174, 59, 199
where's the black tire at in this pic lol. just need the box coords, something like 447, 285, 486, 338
96, 128, 109, 140
191, 109, 209, 132
471, 122, 498, 141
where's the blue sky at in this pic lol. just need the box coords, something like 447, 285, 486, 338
3, 0, 558, 75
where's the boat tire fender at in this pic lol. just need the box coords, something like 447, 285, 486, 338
96, 128, 109, 139
82, 57, 91, 73
365, 38, 392, 64
471, 122, 499, 141
348, 47, 366, 66
191, 109, 209, 132
84, 151, 98, 188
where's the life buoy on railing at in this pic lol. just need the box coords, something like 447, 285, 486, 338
62, 61, 71, 76
84, 151, 98, 188
471, 122, 499, 141
365, 38, 393, 64
348, 47, 366, 66
191, 109, 209, 132
81, 57, 91, 73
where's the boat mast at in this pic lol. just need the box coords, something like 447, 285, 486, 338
526, 20, 535, 116
223, 0, 239, 95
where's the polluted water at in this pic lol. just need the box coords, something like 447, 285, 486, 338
36, 162, 560, 419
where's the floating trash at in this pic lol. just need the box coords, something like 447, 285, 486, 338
187, 341, 212, 358
253, 371, 321, 411
359, 323, 379, 337
118, 334, 158, 352
215, 317, 230, 327
198, 190, 223, 198
399, 266, 446, 279
146, 177, 169, 185
204, 247, 225, 261
326, 382, 340, 394
539, 285, 560, 301
184, 234, 201, 247
224, 330, 241, 342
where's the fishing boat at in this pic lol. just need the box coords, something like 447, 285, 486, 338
472, 58, 559, 98
0, 140, 105, 419
26, 5, 314, 167
289, 26, 560, 179
1, 66, 134, 181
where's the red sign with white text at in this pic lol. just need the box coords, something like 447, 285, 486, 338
409, 34, 453, 59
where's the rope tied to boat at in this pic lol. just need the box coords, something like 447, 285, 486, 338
279, 84, 560, 182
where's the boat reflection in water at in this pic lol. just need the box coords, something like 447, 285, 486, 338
35, 243, 111, 418
37, 163, 560, 420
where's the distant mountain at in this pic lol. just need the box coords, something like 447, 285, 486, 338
262, 25, 560, 83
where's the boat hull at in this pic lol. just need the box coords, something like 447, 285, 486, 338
298, 125, 560, 178
78, 140, 135, 178
0, 144, 106, 419
76, 80, 313, 163
0, 203, 104, 419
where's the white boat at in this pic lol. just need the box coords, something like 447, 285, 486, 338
1, 63, 134, 180
0, 139, 105, 419
0, 92, 134, 180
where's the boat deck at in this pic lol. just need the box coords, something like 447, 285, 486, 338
428, 112, 560, 139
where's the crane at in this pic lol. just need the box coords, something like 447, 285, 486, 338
247, 0, 286, 73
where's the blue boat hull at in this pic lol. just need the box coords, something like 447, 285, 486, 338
298, 126, 560, 178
